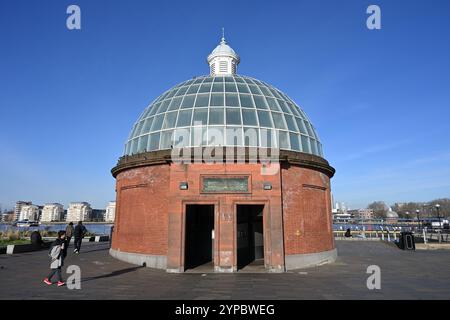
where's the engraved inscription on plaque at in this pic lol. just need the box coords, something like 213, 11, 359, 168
202, 176, 249, 193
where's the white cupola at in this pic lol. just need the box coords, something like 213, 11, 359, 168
207, 29, 240, 76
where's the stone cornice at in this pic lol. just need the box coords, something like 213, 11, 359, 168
111, 148, 335, 178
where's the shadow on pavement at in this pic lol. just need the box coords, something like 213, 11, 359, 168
81, 266, 144, 283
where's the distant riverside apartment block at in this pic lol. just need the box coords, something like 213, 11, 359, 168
348, 208, 374, 220
19, 204, 40, 221
14, 201, 32, 221
66, 202, 92, 222
104, 201, 116, 222
40, 203, 64, 222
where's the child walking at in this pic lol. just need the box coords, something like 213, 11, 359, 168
43, 230, 66, 287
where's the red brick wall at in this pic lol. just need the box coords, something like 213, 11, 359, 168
166, 162, 284, 271
281, 164, 334, 255
111, 160, 334, 269
111, 164, 170, 255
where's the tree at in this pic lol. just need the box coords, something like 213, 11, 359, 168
367, 201, 388, 218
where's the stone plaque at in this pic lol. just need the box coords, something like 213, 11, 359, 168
202, 176, 249, 193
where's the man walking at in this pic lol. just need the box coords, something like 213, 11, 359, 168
73, 221, 87, 254
43, 230, 66, 287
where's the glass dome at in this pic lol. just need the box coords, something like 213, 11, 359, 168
124, 75, 323, 157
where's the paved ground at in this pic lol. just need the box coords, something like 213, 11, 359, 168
1, 240, 450, 299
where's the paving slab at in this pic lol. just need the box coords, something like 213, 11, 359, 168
1, 240, 450, 299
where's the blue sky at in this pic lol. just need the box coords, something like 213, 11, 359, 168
0, 0, 449, 210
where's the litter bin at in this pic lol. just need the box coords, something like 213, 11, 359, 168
399, 231, 415, 250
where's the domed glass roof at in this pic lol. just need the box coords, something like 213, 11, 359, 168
125, 74, 323, 157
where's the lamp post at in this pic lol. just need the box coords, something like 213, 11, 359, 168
435, 204, 441, 228
416, 209, 420, 229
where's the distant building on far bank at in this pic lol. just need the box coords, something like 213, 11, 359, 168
66, 202, 92, 222
14, 201, 32, 221
1, 211, 15, 222
19, 204, 40, 221
348, 208, 374, 220
40, 203, 64, 222
91, 209, 106, 222
104, 201, 116, 222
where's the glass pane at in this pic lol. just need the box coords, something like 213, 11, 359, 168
162, 111, 177, 129
210, 93, 224, 106
192, 108, 208, 125
239, 94, 254, 108
304, 121, 314, 137
243, 127, 259, 146
149, 132, 160, 151
125, 142, 131, 155
284, 114, 298, 131
288, 103, 301, 117
224, 82, 237, 92
254, 95, 269, 110
165, 89, 177, 99
213, 76, 224, 82
225, 77, 234, 82
191, 126, 207, 146
208, 126, 224, 145
289, 133, 300, 151
277, 99, 291, 114
198, 83, 212, 93
186, 84, 200, 94
130, 138, 138, 154
175, 86, 188, 96
160, 130, 174, 149
269, 88, 283, 99
174, 128, 190, 147
226, 108, 242, 125
150, 113, 164, 131
259, 85, 272, 96
176, 109, 192, 127
317, 142, 323, 157
226, 127, 243, 146
194, 93, 210, 107
257, 110, 273, 127
237, 83, 250, 93
211, 83, 224, 92
225, 93, 240, 107
266, 97, 281, 112
209, 108, 224, 125
310, 139, 318, 155
137, 135, 149, 152
180, 95, 195, 109
248, 85, 262, 95
295, 118, 308, 135
148, 102, 161, 117
135, 120, 145, 135
202, 77, 213, 83
242, 109, 258, 126
301, 135, 310, 153
272, 112, 287, 129
158, 99, 171, 113
278, 131, 290, 149
193, 78, 204, 84
168, 96, 182, 111
260, 128, 276, 148
140, 118, 153, 135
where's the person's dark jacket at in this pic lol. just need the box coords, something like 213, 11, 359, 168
30, 231, 43, 246
74, 225, 87, 238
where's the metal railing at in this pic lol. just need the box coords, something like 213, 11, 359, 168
334, 228, 450, 243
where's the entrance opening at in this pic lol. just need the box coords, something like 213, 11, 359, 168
237, 205, 264, 270
184, 204, 215, 271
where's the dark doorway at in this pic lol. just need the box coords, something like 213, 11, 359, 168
236, 205, 265, 270
184, 204, 215, 271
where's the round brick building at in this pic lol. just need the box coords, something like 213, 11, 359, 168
110, 36, 336, 272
